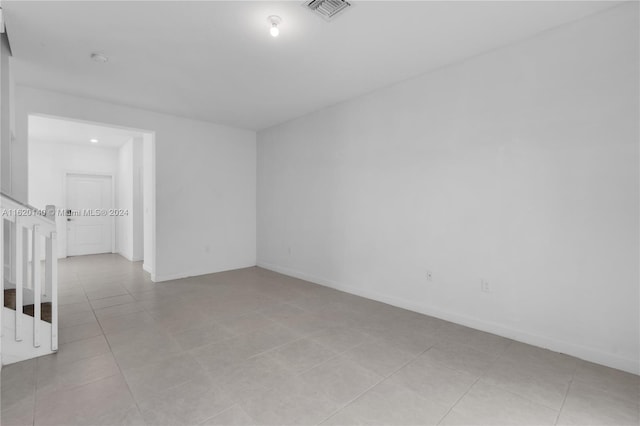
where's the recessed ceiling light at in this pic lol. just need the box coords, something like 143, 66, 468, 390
90, 53, 108, 63
90, 138, 99, 143
268, 15, 282, 37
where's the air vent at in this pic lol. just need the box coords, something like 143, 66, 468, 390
305, 0, 351, 21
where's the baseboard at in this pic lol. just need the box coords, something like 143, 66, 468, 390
116, 251, 134, 262
257, 260, 639, 375
153, 263, 257, 283
142, 263, 156, 282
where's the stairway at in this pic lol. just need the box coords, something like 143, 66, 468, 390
4, 289, 53, 323
1, 193, 59, 365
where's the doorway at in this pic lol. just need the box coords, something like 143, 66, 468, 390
27, 114, 156, 280
65, 173, 114, 256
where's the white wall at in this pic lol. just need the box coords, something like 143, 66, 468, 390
15, 87, 256, 281
116, 138, 134, 260
28, 140, 119, 258
142, 134, 155, 275
132, 138, 143, 262
257, 4, 639, 373
0, 30, 14, 365
116, 137, 143, 262
0, 32, 12, 194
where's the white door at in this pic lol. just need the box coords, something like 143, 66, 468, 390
66, 174, 113, 256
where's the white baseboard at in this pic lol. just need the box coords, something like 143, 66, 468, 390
153, 263, 257, 283
257, 260, 639, 375
142, 263, 156, 282
116, 250, 134, 262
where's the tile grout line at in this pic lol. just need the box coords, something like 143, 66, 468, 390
435, 340, 513, 425
197, 403, 257, 426
553, 360, 579, 425
314, 344, 434, 425
83, 269, 147, 422
31, 270, 82, 426
553, 378, 573, 426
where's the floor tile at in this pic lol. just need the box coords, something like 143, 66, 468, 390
93, 302, 145, 320
216, 312, 277, 335
481, 357, 570, 410
309, 326, 372, 354
216, 353, 294, 402
500, 342, 577, 382
5, 255, 638, 426
437, 322, 512, 356
200, 405, 255, 426
122, 354, 204, 402
386, 353, 476, 407
267, 337, 337, 374
59, 322, 104, 345
84, 285, 130, 301
239, 375, 339, 425
0, 395, 36, 426
171, 323, 235, 351
36, 352, 120, 397
39, 335, 110, 366
91, 294, 135, 309
422, 341, 498, 377
573, 360, 640, 405
330, 381, 450, 425
34, 374, 141, 426
1, 359, 37, 410
58, 309, 98, 329
301, 355, 383, 405
442, 381, 558, 425
557, 380, 640, 426
344, 339, 418, 377
137, 377, 234, 426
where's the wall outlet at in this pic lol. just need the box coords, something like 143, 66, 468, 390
481, 280, 491, 293
426, 270, 433, 281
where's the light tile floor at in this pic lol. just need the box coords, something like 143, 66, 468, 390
1, 254, 638, 425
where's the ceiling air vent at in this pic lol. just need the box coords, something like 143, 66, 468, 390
305, 0, 351, 21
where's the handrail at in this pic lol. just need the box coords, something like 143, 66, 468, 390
0, 192, 56, 225
1, 191, 41, 212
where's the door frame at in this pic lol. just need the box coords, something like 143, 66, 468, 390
27, 113, 157, 281
63, 171, 116, 256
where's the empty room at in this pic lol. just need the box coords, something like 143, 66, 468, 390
0, 1, 637, 425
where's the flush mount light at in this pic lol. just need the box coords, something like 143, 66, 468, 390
90, 138, 99, 143
90, 53, 108, 63
268, 15, 281, 37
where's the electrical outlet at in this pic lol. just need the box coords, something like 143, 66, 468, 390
481, 280, 491, 293
426, 270, 433, 281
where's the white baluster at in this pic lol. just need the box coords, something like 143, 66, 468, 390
48, 232, 58, 351
14, 218, 23, 342
0, 217, 3, 359
32, 225, 41, 348
22, 226, 29, 290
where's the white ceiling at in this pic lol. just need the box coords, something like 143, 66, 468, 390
5, 1, 621, 131
29, 115, 143, 148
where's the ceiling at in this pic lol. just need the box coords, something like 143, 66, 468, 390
5, 1, 621, 131
29, 115, 143, 148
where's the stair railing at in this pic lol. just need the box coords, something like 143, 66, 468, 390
1, 192, 58, 351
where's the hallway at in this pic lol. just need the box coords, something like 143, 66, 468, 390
1, 254, 638, 425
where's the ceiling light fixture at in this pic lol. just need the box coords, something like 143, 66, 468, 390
90, 53, 109, 63
90, 138, 99, 143
268, 15, 281, 37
